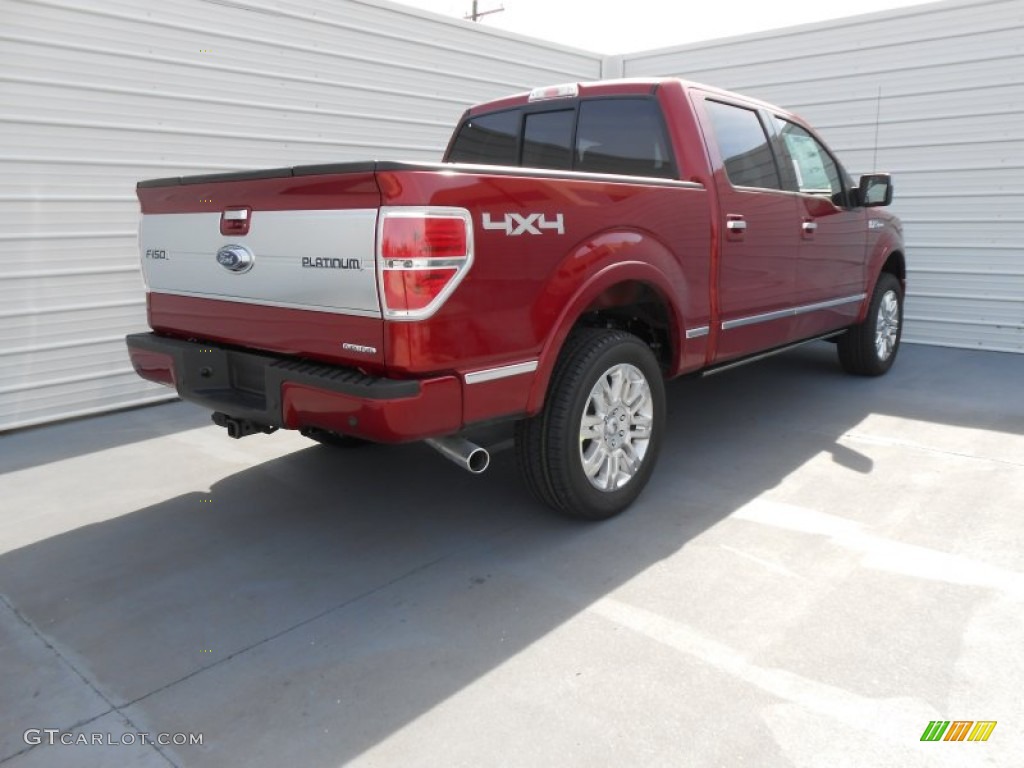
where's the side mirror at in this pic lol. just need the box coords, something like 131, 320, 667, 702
858, 173, 893, 207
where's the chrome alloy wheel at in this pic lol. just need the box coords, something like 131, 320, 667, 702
578, 363, 654, 491
875, 290, 900, 361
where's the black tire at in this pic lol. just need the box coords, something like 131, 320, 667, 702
300, 427, 369, 448
514, 328, 666, 520
837, 272, 903, 376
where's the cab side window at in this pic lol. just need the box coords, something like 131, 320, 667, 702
704, 100, 782, 190
773, 118, 845, 201
575, 99, 675, 179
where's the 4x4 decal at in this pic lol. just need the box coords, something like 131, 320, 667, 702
482, 212, 565, 236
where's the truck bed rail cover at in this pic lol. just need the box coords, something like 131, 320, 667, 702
137, 162, 379, 188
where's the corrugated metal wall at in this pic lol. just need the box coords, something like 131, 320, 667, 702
3, 0, 1021, 432
0, 0, 603, 431
621, 0, 1024, 354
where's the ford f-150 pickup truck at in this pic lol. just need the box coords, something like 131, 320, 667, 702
126, 77, 904, 520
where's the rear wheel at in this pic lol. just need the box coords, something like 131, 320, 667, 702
515, 329, 666, 520
837, 272, 903, 376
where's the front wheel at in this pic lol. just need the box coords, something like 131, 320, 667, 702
515, 329, 666, 520
837, 272, 904, 376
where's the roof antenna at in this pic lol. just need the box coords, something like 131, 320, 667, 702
872, 85, 883, 171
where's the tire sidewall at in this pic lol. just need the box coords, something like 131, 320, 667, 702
868, 273, 904, 374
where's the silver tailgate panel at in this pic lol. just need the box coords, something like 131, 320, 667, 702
140, 210, 380, 317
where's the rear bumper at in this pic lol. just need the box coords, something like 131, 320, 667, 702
125, 333, 462, 442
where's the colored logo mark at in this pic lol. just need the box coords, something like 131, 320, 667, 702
920, 721, 997, 742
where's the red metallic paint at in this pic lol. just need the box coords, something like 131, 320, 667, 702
794, 194, 867, 306
128, 347, 176, 388
460, 79, 692, 121
462, 372, 535, 424
376, 168, 710, 382
654, 81, 720, 187
148, 293, 386, 370
862, 216, 905, 322
132, 78, 902, 444
280, 375, 461, 442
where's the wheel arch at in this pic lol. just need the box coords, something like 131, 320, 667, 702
882, 249, 906, 284
525, 261, 686, 415
860, 242, 906, 323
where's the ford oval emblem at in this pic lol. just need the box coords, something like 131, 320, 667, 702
216, 244, 254, 273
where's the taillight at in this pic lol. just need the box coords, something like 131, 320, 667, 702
377, 207, 473, 319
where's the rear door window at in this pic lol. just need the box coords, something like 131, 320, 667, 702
704, 100, 782, 190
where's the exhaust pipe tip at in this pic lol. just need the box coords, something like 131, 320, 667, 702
426, 436, 490, 475
465, 445, 490, 474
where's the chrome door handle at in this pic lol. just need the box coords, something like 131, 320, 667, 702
726, 219, 747, 231
802, 221, 818, 232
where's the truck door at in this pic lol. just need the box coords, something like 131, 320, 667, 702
699, 97, 802, 362
770, 116, 868, 339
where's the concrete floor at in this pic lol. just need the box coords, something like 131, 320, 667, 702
1, 343, 1022, 768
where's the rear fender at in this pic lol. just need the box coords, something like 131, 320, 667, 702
525, 230, 688, 414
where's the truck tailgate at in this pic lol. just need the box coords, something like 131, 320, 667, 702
136, 165, 384, 368
140, 209, 379, 314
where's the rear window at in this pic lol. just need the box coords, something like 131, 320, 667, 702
447, 110, 520, 165
447, 97, 677, 179
523, 110, 574, 170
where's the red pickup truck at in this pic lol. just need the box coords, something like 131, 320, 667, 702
127, 78, 904, 520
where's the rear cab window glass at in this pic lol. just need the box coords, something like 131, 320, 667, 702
447, 97, 677, 179
704, 100, 781, 190
523, 110, 574, 170
447, 110, 520, 166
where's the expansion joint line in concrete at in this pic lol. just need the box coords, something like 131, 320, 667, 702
0, 593, 179, 768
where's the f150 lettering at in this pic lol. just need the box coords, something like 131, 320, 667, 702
128, 78, 905, 521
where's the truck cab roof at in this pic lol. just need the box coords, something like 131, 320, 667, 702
466, 77, 788, 119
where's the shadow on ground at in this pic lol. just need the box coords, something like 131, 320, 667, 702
0, 400, 208, 475
0, 343, 1020, 766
